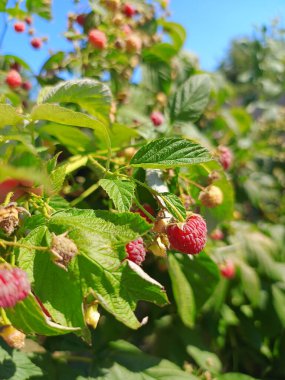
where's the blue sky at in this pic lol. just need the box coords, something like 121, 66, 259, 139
1, 0, 285, 73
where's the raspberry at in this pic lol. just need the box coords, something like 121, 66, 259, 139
0, 325, 26, 349
76, 14, 86, 26
220, 260, 235, 279
121, 24, 132, 35
50, 232, 78, 270
125, 35, 141, 53
199, 185, 223, 208
166, 214, 207, 255
126, 237, 146, 265
22, 81, 32, 91
123, 3, 136, 17
151, 111, 164, 127
14, 22, 25, 33
0, 266, 31, 308
133, 204, 154, 223
5, 70, 22, 88
88, 29, 107, 49
218, 145, 233, 170
30, 37, 42, 49
25, 16, 32, 25
210, 228, 224, 240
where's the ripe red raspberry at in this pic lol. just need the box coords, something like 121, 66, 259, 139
30, 37, 42, 49
125, 237, 146, 265
220, 260, 235, 279
0, 266, 31, 308
199, 185, 223, 208
88, 29, 107, 49
22, 81, 32, 91
25, 16, 32, 25
14, 22, 25, 33
76, 14, 86, 26
166, 214, 207, 255
133, 204, 154, 223
210, 228, 224, 240
123, 3, 136, 17
5, 70, 22, 88
151, 111, 164, 127
218, 145, 233, 170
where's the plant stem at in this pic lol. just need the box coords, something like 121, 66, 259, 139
0, 308, 10, 325
0, 239, 48, 251
133, 197, 156, 222
70, 182, 101, 206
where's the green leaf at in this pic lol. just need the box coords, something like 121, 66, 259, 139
26, 0, 52, 19
217, 374, 260, 380
46, 209, 168, 329
31, 104, 111, 156
99, 178, 135, 212
239, 262, 261, 306
50, 164, 67, 194
5, 295, 80, 336
90, 340, 199, 379
187, 345, 222, 375
0, 0, 7, 11
0, 341, 42, 380
272, 284, 285, 327
170, 74, 211, 123
159, 20, 186, 50
160, 193, 187, 220
130, 138, 212, 169
16, 226, 85, 331
143, 43, 178, 63
168, 253, 195, 327
96, 123, 139, 150
39, 79, 112, 122
0, 104, 24, 127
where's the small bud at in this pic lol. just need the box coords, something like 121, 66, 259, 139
85, 303, 100, 329
0, 325, 26, 349
0, 203, 29, 235
148, 236, 167, 257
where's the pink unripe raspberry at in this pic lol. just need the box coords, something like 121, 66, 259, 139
0, 266, 31, 308
31, 37, 42, 49
210, 228, 224, 240
22, 81, 32, 91
125, 237, 146, 265
14, 22, 25, 33
220, 260, 235, 279
76, 14, 86, 26
123, 3, 136, 17
218, 145, 233, 170
151, 111, 164, 127
88, 29, 107, 49
121, 24, 132, 35
167, 214, 207, 255
5, 70, 22, 88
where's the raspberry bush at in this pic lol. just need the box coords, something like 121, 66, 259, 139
0, 2, 284, 380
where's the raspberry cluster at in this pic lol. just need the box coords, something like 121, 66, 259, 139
0, 266, 31, 308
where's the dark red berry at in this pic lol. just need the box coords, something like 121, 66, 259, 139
31, 37, 42, 49
0, 266, 31, 308
133, 204, 154, 223
5, 70, 22, 88
123, 3, 136, 17
25, 16, 32, 25
14, 22, 25, 33
76, 14, 86, 26
88, 29, 107, 49
126, 237, 146, 265
21, 81, 32, 91
166, 214, 207, 255
151, 111, 164, 127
